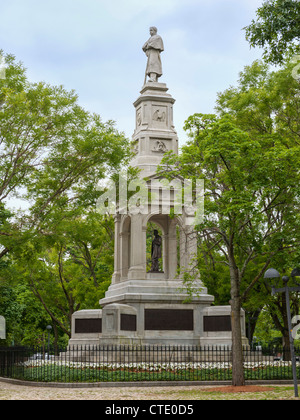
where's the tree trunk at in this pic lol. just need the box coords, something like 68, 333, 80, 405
53, 323, 58, 348
271, 294, 292, 360
229, 256, 245, 386
247, 310, 261, 348
231, 297, 245, 386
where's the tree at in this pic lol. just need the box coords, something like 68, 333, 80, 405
160, 61, 300, 386
216, 59, 300, 353
0, 203, 13, 262
0, 51, 131, 345
0, 282, 53, 347
244, 0, 300, 65
197, 240, 266, 345
0, 51, 130, 262
4, 210, 115, 345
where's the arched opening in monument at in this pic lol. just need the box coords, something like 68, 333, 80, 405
145, 214, 181, 279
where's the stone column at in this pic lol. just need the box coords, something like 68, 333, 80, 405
127, 213, 146, 280
111, 214, 121, 284
168, 219, 178, 280
120, 231, 130, 280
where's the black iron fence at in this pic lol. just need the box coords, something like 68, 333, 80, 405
0, 345, 300, 383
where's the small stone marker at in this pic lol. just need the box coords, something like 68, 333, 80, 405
0, 316, 6, 339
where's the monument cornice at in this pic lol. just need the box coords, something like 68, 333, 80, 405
133, 94, 176, 108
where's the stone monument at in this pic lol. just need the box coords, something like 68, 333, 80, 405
68, 28, 248, 348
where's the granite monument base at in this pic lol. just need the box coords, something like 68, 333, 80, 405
68, 276, 248, 349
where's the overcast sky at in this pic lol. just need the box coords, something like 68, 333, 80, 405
1, 0, 264, 146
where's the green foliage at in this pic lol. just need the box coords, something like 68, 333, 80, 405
244, 0, 300, 64
10, 211, 115, 343
0, 51, 130, 259
160, 60, 300, 354
0, 51, 131, 346
0, 283, 51, 346
0, 212, 115, 346
253, 310, 282, 345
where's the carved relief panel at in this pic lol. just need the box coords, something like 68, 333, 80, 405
136, 107, 142, 129
151, 138, 171, 154
132, 140, 139, 155
151, 105, 168, 128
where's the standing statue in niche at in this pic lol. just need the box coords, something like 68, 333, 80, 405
150, 230, 162, 272
143, 27, 164, 84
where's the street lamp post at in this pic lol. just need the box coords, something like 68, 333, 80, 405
264, 268, 300, 398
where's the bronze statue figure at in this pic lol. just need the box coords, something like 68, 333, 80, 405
150, 229, 162, 272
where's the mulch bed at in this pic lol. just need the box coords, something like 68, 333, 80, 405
204, 386, 275, 393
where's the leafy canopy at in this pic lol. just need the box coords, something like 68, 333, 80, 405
244, 0, 300, 64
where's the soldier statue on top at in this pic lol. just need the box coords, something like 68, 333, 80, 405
143, 27, 164, 84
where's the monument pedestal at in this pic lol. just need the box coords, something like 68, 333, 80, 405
131, 82, 178, 179
96, 274, 214, 346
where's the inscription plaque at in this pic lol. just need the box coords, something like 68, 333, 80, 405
121, 314, 137, 331
145, 309, 194, 331
203, 316, 232, 332
75, 318, 102, 334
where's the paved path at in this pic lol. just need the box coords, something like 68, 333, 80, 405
0, 380, 197, 400
0, 380, 297, 400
